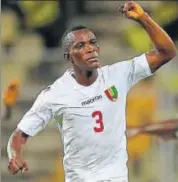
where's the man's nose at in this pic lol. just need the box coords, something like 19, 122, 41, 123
86, 44, 94, 53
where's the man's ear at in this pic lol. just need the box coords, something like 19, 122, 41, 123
64, 52, 69, 61
64, 52, 74, 64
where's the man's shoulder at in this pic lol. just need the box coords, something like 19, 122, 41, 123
51, 69, 72, 87
101, 59, 133, 72
38, 71, 71, 100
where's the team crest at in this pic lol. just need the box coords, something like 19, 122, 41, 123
104, 85, 118, 102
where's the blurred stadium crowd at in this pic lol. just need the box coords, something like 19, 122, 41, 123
1, 1, 178, 182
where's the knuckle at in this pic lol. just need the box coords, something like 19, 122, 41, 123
9, 162, 15, 167
9, 159, 16, 165
128, 1, 135, 6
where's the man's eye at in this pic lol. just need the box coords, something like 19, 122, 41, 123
76, 43, 84, 49
91, 40, 98, 46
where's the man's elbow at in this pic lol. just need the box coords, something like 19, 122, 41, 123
164, 47, 177, 61
170, 43, 177, 57
170, 47, 177, 59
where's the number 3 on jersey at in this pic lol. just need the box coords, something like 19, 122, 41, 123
92, 111, 104, 132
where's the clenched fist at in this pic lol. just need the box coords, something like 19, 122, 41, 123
8, 156, 28, 175
119, 1, 145, 20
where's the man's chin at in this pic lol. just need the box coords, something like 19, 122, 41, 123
88, 62, 101, 69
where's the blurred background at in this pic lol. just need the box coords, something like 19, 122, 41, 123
1, 1, 178, 182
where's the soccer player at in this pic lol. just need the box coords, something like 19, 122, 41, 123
7, 1, 177, 182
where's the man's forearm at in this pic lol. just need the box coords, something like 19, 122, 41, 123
120, 1, 177, 72
140, 120, 178, 140
139, 13, 177, 58
7, 129, 28, 160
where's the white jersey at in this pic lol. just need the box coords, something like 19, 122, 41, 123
18, 54, 152, 182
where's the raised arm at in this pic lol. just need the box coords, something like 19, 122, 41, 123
120, 1, 177, 72
7, 129, 29, 174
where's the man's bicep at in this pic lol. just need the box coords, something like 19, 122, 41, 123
146, 50, 170, 73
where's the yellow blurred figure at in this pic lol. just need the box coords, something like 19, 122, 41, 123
3, 80, 20, 120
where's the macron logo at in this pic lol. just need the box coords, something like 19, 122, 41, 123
81, 95, 102, 106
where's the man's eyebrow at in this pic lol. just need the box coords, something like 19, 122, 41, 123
90, 38, 97, 41
72, 37, 97, 48
73, 41, 85, 47
75, 38, 97, 45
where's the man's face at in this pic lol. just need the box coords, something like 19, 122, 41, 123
68, 29, 100, 70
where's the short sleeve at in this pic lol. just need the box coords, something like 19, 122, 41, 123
17, 90, 53, 137
107, 53, 153, 92
127, 53, 153, 89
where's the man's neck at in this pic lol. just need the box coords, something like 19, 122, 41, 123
73, 68, 98, 86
